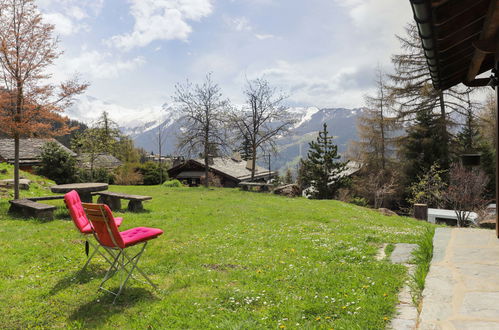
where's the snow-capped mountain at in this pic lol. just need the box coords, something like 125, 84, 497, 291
68, 96, 365, 173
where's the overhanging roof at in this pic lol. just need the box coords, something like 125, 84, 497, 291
409, 0, 498, 90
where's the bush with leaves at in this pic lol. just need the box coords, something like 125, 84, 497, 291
78, 168, 115, 184
407, 162, 447, 208
163, 179, 183, 187
114, 163, 143, 185
138, 161, 168, 185
36, 142, 78, 184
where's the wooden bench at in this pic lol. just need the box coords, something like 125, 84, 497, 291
26, 195, 65, 201
238, 182, 274, 192
93, 191, 152, 211
9, 199, 56, 220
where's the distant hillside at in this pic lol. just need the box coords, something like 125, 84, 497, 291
67, 97, 364, 174
125, 106, 364, 174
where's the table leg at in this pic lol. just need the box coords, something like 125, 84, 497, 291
128, 200, 143, 212
80, 192, 93, 203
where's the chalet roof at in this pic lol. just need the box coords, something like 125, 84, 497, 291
340, 161, 362, 177
168, 157, 276, 181
77, 153, 122, 170
0, 138, 76, 164
409, 0, 498, 90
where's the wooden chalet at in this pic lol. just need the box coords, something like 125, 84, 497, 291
0, 138, 76, 172
167, 156, 276, 187
77, 153, 122, 170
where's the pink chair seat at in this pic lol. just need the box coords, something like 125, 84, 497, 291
81, 217, 123, 234
121, 227, 164, 247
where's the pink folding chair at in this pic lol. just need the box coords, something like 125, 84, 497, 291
64, 190, 123, 271
82, 202, 163, 303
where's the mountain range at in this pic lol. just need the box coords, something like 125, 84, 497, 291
68, 97, 365, 174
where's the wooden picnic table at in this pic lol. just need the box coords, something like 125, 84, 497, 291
93, 191, 152, 211
50, 182, 108, 203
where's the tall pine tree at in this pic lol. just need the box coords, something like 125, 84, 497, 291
389, 23, 468, 174
401, 108, 446, 184
300, 123, 349, 199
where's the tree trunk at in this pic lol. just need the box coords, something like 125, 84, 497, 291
204, 144, 209, 188
158, 133, 162, 185
250, 145, 257, 181
380, 80, 386, 171
90, 157, 94, 181
14, 135, 20, 199
439, 91, 449, 170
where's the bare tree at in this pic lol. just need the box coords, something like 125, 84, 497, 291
232, 78, 294, 180
0, 0, 88, 198
352, 65, 400, 176
173, 73, 230, 187
354, 173, 397, 208
445, 164, 489, 227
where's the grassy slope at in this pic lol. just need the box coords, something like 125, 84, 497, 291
0, 183, 432, 329
0, 163, 56, 200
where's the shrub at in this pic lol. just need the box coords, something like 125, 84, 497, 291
407, 162, 446, 208
114, 163, 143, 185
444, 163, 488, 227
351, 197, 369, 207
163, 179, 183, 187
137, 161, 168, 185
36, 142, 78, 184
78, 168, 115, 184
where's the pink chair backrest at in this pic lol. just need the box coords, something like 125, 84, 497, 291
64, 190, 89, 233
82, 203, 125, 249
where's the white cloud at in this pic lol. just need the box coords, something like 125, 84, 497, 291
255, 33, 274, 40
249, 57, 377, 108
108, 0, 213, 51
337, 0, 411, 40
230, 17, 252, 31
39, 0, 104, 36
43, 12, 77, 36
60, 51, 146, 80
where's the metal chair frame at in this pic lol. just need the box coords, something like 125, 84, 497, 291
82, 203, 158, 303
64, 198, 117, 273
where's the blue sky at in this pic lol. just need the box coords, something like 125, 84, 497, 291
39, 0, 413, 122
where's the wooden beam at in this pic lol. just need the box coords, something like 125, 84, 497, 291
495, 42, 498, 238
473, 38, 497, 54
464, 78, 491, 87
467, 0, 499, 82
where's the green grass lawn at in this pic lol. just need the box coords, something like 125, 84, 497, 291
0, 182, 433, 329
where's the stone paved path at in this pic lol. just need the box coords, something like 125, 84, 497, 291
389, 243, 418, 330
418, 228, 499, 329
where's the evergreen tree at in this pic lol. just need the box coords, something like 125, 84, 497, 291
37, 141, 78, 184
239, 137, 252, 161
300, 123, 349, 199
283, 168, 293, 184
454, 91, 480, 155
401, 108, 446, 184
